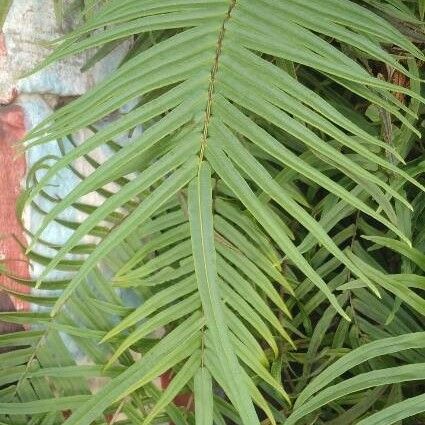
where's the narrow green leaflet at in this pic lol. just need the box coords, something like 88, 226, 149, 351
102, 277, 196, 341
50, 159, 198, 316
364, 235, 425, 272
35, 137, 199, 284
104, 293, 201, 369
64, 314, 204, 425
356, 393, 425, 425
188, 161, 259, 425
143, 351, 201, 425
295, 332, 425, 408
287, 364, 425, 425
0, 396, 90, 415
194, 367, 214, 425
205, 141, 349, 320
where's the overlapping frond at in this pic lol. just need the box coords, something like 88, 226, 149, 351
1, 0, 424, 424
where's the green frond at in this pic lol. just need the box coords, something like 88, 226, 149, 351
2, 0, 424, 424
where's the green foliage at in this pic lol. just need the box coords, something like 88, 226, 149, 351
0, 0, 12, 29
1, 0, 425, 424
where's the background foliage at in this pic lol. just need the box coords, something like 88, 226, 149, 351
1, 0, 425, 424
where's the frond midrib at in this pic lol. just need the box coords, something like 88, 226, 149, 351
199, 0, 236, 161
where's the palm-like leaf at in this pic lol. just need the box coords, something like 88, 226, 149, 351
1, 1, 424, 424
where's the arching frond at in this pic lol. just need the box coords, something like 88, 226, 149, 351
1, 1, 424, 424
